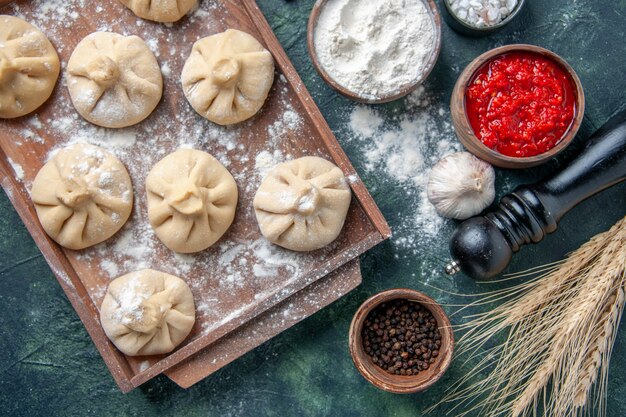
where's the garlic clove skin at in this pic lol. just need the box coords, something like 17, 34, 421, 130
427, 152, 496, 220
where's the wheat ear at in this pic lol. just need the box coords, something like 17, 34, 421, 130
573, 283, 625, 408
434, 216, 626, 417
515, 250, 621, 417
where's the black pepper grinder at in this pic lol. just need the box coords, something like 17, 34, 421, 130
446, 109, 626, 280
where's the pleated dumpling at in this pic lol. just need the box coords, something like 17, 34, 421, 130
181, 29, 275, 125
31, 143, 133, 250
146, 149, 238, 253
100, 269, 196, 356
253, 156, 352, 252
0, 15, 60, 118
67, 32, 163, 128
119, 0, 198, 23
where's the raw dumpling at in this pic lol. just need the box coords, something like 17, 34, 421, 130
119, 0, 198, 23
181, 29, 275, 126
0, 15, 60, 118
31, 143, 133, 250
253, 156, 352, 251
146, 148, 238, 253
67, 32, 163, 128
100, 269, 196, 356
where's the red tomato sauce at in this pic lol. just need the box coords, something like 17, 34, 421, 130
465, 52, 577, 158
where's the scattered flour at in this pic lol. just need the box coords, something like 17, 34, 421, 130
113, 275, 148, 325
346, 174, 359, 184
100, 259, 119, 278
7, 158, 25, 182
138, 360, 150, 372
17, 127, 44, 144
11, 0, 85, 32
346, 85, 461, 254
267, 109, 302, 143
255, 150, 286, 179
161, 62, 171, 77
27, 115, 43, 130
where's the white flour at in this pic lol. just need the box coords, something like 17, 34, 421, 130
314, 0, 436, 100
255, 150, 286, 178
346, 86, 462, 254
448, 0, 518, 27
7, 158, 25, 181
113, 276, 148, 324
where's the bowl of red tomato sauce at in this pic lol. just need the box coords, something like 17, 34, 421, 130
451, 44, 585, 168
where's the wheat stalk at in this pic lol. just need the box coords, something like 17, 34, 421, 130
514, 236, 623, 417
435, 216, 626, 417
573, 284, 625, 409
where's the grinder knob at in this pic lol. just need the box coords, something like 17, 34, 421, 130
447, 217, 512, 280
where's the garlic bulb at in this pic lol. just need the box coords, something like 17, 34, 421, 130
427, 152, 496, 220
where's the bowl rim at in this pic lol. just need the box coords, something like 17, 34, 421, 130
348, 288, 454, 394
442, 0, 526, 32
451, 44, 586, 168
307, 0, 443, 104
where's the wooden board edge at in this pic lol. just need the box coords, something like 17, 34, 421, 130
128, 231, 381, 387
240, 0, 392, 240
0, 155, 136, 393
164, 258, 362, 389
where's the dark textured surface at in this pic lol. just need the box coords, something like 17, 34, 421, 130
1, 0, 625, 415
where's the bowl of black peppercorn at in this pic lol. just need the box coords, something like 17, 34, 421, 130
349, 289, 454, 393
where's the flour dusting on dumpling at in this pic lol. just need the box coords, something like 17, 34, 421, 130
30, 143, 133, 250
253, 156, 352, 252
146, 148, 238, 253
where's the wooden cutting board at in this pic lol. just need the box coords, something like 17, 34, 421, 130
164, 258, 362, 388
0, 0, 390, 392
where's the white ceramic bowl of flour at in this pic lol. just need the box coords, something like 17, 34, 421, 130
308, 0, 442, 104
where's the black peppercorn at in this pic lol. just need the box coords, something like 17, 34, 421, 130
361, 299, 442, 377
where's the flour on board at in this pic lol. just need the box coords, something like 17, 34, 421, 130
6, 0, 349, 339
7, 158, 25, 182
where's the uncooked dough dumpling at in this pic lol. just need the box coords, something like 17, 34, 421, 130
119, 0, 198, 23
146, 148, 238, 253
100, 269, 196, 356
31, 143, 133, 250
253, 156, 352, 252
181, 29, 275, 125
0, 15, 60, 118
67, 32, 163, 128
